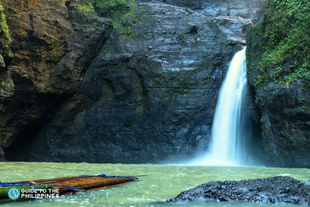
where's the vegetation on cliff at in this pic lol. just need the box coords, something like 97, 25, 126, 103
250, 0, 310, 88
0, 3, 12, 58
92, 0, 141, 40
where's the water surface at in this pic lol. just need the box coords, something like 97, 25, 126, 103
1, 162, 309, 207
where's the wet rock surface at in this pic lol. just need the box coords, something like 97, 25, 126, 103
142, 0, 267, 23
168, 176, 310, 205
0, 148, 4, 161
4, 1, 257, 163
1, 0, 266, 163
246, 8, 310, 168
0, 0, 112, 151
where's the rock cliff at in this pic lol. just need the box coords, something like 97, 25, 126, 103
0, 0, 112, 160
246, 0, 310, 167
150, 0, 267, 23
1, 0, 266, 163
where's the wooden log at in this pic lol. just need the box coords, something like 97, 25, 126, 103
1, 174, 138, 202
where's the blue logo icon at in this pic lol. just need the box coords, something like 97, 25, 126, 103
8, 187, 20, 200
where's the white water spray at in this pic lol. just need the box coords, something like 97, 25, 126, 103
191, 47, 248, 166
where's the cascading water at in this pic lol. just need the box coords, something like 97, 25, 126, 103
191, 47, 248, 166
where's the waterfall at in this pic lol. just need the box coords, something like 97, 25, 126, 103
191, 47, 248, 166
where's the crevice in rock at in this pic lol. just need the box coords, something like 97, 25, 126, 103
189, 26, 198, 34
0, 147, 5, 161
4, 123, 41, 161
3, 94, 68, 161
243, 83, 264, 165
243, 113, 264, 165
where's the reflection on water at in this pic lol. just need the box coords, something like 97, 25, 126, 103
0, 162, 309, 207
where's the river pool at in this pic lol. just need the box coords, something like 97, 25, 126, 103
0, 162, 309, 207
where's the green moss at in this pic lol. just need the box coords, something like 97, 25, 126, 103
68, 0, 97, 23
92, 0, 142, 41
0, 3, 13, 58
73, 0, 95, 13
251, 0, 310, 88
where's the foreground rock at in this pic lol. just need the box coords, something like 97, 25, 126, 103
168, 176, 310, 205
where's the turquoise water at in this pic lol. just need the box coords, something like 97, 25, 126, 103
1, 162, 310, 207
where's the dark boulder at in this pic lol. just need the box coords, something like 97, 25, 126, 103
168, 176, 310, 205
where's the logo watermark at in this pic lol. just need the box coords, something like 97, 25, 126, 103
7, 187, 21, 200
7, 188, 60, 200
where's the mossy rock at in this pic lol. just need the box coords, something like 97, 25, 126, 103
247, 0, 310, 88
92, 0, 142, 41
0, 3, 13, 60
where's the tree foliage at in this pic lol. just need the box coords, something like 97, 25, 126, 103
254, 0, 310, 88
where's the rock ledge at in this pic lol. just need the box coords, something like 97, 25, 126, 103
167, 176, 310, 205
